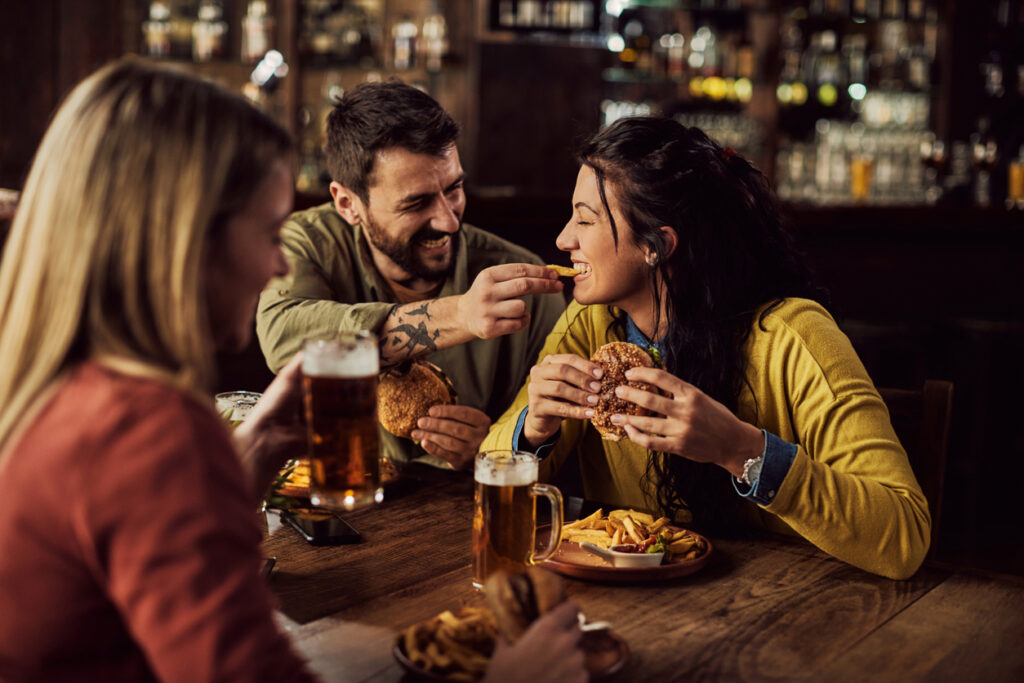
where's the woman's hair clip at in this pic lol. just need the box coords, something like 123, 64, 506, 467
718, 146, 737, 163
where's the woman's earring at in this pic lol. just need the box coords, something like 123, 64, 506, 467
645, 253, 658, 266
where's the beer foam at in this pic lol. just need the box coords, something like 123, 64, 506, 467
303, 340, 379, 377
475, 457, 538, 486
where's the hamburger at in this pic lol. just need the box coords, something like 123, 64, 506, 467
483, 566, 567, 641
377, 359, 457, 439
589, 342, 659, 442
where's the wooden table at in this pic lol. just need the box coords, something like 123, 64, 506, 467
264, 465, 1024, 682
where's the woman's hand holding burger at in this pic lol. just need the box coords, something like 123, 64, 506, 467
523, 354, 604, 448
610, 367, 764, 478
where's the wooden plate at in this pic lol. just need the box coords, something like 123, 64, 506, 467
393, 627, 628, 681
537, 524, 713, 582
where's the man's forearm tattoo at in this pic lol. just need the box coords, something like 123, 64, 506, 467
379, 301, 441, 363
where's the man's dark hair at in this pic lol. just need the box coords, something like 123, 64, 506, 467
325, 80, 460, 203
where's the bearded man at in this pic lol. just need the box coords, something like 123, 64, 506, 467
256, 81, 565, 470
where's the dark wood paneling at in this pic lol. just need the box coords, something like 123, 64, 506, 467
0, 0, 128, 189
1, 1, 57, 188
473, 41, 610, 194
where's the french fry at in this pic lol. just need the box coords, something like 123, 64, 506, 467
437, 610, 461, 628
561, 508, 603, 535
649, 517, 671, 534
622, 515, 645, 544
565, 528, 610, 540
545, 264, 578, 277
668, 536, 695, 551
425, 642, 452, 668
609, 509, 654, 526
566, 529, 615, 546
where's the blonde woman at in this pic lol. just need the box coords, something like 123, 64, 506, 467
0, 60, 585, 683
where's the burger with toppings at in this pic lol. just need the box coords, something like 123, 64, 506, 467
483, 566, 567, 641
589, 342, 660, 442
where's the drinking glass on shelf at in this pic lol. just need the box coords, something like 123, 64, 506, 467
472, 450, 563, 589
302, 331, 382, 511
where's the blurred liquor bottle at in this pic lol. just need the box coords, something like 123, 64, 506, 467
169, 1, 196, 59
391, 15, 418, 70
242, 0, 274, 63
970, 118, 999, 207
420, 3, 449, 72
301, 0, 376, 68
142, 0, 172, 57
192, 0, 227, 63
1008, 146, 1024, 210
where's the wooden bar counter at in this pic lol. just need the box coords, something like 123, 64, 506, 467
264, 465, 1024, 682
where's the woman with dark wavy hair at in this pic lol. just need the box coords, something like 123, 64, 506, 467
482, 117, 930, 580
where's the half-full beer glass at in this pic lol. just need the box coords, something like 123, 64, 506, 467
472, 450, 563, 588
302, 332, 382, 511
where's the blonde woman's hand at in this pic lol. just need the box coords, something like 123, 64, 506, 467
522, 354, 603, 448
484, 602, 587, 683
233, 353, 307, 499
609, 366, 763, 478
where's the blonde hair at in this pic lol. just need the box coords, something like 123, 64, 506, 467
0, 58, 293, 461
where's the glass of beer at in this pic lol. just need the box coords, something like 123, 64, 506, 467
472, 450, 563, 588
302, 331, 383, 511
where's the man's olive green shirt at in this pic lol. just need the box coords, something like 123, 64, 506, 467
256, 202, 566, 466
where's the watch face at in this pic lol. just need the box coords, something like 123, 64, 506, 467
742, 456, 764, 486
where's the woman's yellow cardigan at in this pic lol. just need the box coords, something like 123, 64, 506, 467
481, 298, 931, 579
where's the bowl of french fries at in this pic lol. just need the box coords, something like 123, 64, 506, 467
395, 605, 629, 681
540, 508, 711, 581
395, 607, 496, 682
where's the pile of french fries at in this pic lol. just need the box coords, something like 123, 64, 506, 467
561, 508, 706, 561
401, 607, 497, 681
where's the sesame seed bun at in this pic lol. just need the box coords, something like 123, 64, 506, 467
589, 342, 657, 442
377, 360, 457, 439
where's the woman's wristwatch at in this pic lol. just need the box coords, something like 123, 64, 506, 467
738, 428, 767, 486
739, 453, 764, 486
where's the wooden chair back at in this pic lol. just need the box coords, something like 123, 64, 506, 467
877, 380, 954, 558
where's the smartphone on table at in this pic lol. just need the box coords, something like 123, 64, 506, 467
280, 509, 362, 546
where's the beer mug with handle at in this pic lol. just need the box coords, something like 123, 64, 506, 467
302, 331, 383, 511
472, 450, 563, 588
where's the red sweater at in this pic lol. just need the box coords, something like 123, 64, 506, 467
0, 362, 318, 682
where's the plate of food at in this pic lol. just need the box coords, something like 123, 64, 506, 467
394, 567, 628, 681
539, 508, 712, 582
270, 457, 401, 501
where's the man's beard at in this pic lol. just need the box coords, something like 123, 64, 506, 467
362, 212, 459, 283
